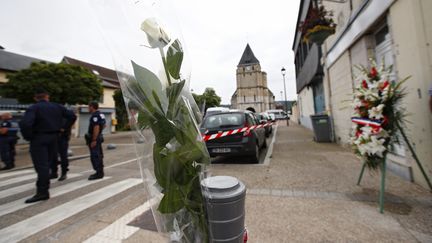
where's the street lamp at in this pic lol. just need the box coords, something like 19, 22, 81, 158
281, 67, 289, 126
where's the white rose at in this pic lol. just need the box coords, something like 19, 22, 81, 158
140, 18, 171, 49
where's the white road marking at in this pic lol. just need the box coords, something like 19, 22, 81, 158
0, 173, 81, 199
0, 169, 34, 179
0, 174, 38, 187
81, 157, 143, 174
84, 198, 158, 243
262, 124, 278, 166
0, 176, 110, 217
0, 178, 142, 243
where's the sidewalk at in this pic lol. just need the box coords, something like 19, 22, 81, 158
210, 121, 432, 242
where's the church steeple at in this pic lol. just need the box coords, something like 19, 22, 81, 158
238, 44, 260, 66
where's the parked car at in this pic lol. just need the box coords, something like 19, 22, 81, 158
257, 112, 272, 137
200, 110, 267, 163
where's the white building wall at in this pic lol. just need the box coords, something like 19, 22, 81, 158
297, 87, 314, 130
389, 0, 432, 188
327, 51, 353, 145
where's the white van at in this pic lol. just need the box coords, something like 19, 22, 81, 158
266, 109, 288, 120
205, 107, 229, 117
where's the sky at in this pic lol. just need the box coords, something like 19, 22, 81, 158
0, 0, 300, 104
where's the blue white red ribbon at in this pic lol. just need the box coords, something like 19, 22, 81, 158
351, 117, 382, 128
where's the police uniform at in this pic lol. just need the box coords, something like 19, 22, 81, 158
19, 100, 75, 203
51, 110, 77, 181
87, 110, 106, 177
0, 120, 13, 170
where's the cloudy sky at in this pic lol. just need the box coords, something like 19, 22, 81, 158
0, 0, 300, 104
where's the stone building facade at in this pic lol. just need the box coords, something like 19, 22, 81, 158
293, 0, 432, 189
231, 44, 275, 113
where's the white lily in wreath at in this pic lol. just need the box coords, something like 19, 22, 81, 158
368, 104, 385, 120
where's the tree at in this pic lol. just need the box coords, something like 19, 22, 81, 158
192, 87, 221, 111
0, 62, 103, 104
113, 89, 130, 131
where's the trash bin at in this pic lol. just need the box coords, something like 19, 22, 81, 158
310, 114, 332, 142
201, 176, 246, 243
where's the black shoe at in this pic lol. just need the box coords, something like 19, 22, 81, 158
25, 193, 49, 204
50, 173, 58, 179
0, 165, 14, 171
58, 173, 67, 181
88, 172, 104, 180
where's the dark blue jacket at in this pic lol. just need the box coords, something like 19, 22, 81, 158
88, 110, 106, 137
19, 100, 75, 141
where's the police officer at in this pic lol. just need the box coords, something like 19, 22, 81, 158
19, 89, 75, 203
86, 101, 106, 180
0, 112, 16, 170
51, 109, 77, 181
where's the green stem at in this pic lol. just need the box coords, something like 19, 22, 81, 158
357, 161, 366, 185
159, 47, 172, 86
379, 160, 386, 214
396, 123, 432, 191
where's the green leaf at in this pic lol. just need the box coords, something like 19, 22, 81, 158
167, 39, 183, 80
166, 80, 186, 118
131, 61, 168, 113
158, 184, 185, 213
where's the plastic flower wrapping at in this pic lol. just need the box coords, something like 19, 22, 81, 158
350, 60, 407, 170
91, 1, 211, 242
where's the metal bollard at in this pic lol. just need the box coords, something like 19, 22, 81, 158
106, 144, 117, 150
201, 176, 246, 243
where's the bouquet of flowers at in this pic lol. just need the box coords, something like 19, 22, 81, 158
90, 1, 211, 241
350, 61, 408, 169
299, 5, 336, 44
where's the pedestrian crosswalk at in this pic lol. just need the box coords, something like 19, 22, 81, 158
0, 173, 39, 187
0, 173, 81, 200
0, 165, 152, 242
0, 169, 33, 179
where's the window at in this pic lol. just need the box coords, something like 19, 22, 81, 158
203, 113, 243, 129
244, 96, 246, 102
375, 26, 389, 45
254, 95, 256, 101
246, 114, 256, 125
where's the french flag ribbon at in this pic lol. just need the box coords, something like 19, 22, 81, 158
202, 122, 273, 142
351, 117, 382, 128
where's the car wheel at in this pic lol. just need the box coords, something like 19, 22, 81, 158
251, 143, 260, 163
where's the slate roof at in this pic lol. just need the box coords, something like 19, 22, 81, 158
0, 50, 48, 72
62, 56, 120, 89
238, 44, 260, 66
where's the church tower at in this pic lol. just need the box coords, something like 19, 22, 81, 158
231, 44, 275, 113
